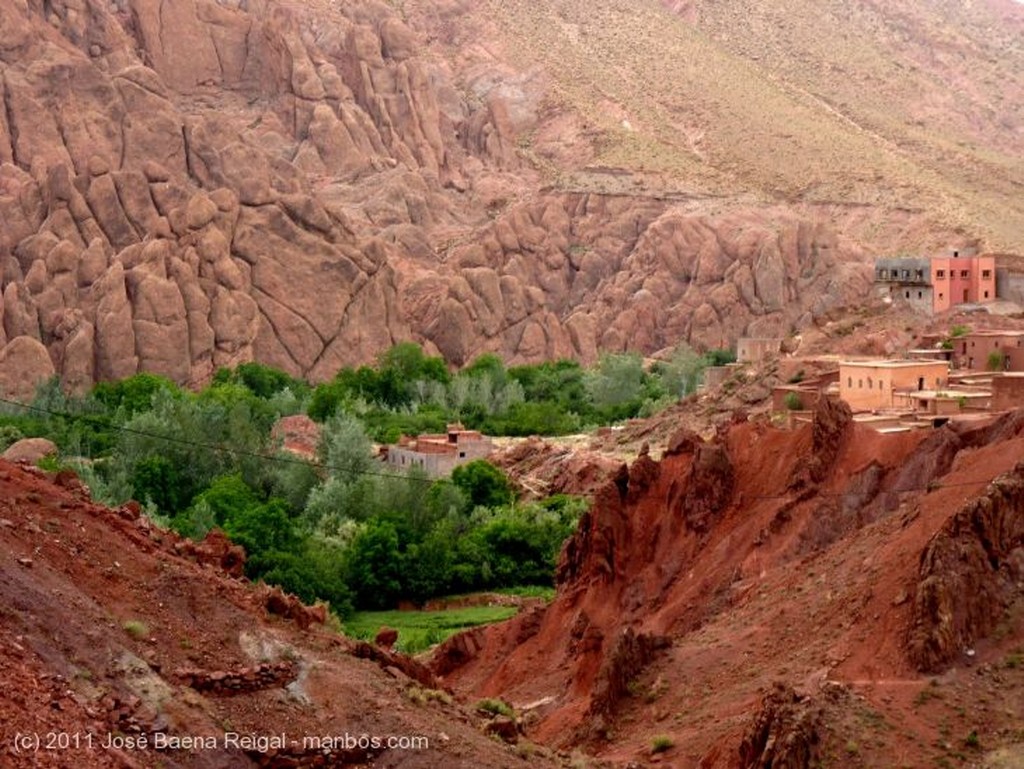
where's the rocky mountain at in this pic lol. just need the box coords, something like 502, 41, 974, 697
0, 0, 1018, 393
432, 403, 1024, 766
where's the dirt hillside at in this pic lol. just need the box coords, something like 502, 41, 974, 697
434, 403, 1024, 767
0, 459, 560, 769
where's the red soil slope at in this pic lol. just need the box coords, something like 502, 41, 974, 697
434, 403, 1024, 767
0, 461, 559, 769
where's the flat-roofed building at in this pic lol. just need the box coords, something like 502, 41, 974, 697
951, 330, 1024, 372
932, 252, 997, 313
384, 424, 494, 478
839, 359, 949, 411
993, 374, 1024, 411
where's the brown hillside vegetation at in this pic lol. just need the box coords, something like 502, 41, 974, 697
0, 460, 562, 769
415, 0, 1024, 249
433, 402, 1024, 767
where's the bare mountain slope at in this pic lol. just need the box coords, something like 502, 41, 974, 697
0, 0, 1018, 393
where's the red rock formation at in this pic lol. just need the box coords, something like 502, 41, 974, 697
906, 462, 1024, 672
0, 0, 878, 398
432, 408, 1024, 759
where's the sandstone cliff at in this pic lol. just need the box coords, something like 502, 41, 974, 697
0, 0, 881, 393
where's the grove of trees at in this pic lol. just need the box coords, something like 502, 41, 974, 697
0, 343, 730, 617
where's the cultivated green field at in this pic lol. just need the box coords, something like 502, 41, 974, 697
344, 606, 520, 654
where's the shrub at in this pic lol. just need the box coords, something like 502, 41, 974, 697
476, 698, 514, 718
651, 735, 674, 754
122, 620, 149, 639
784, 391, 804, 411
987, 351, 1006, 372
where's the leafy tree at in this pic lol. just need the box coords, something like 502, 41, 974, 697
451, 460, 514, 509
131, 455, 189, 515
345, 519, 404, 609
658, 344, 707, 398
92, 373, 180, 417
225, 498, 301, 557
585, 352, 645, 419
212, 362, 308, 400
318, 411, 374, 480
705, 348, 737, 366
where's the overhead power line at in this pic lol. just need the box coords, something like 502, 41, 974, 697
0, 395, 1011, 502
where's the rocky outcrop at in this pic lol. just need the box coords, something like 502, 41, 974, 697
675, 438, 734, 533
790, 397, 853, 490
0, 0, 876, 397
906, 463, 1024, 672
577, 628, 670, 742
738, 683, 823, 769
1, 437, 58, 464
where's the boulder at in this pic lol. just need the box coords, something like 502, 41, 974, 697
2, 437, 58, 463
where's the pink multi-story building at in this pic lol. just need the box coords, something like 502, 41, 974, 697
931, 251, 996, 313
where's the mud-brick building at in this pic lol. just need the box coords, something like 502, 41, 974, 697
383, 424, 494, 478
839, 359, 949, 411
993, 374, 1024, 411
873, 250, 997, 314
736, 337, 782, 364
931, 253, 996, 312
874, 256, 933, 313
952, 331, 1024, 372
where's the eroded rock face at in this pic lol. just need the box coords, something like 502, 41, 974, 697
0, 0, 874, 398
738, 683, 823, 769
906, 463, 1024, 672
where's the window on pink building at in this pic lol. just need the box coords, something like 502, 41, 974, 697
982, 270, 991, 278
960, 270, 969, 278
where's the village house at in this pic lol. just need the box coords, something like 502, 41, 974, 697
874, 250, 997, 314
951, 330, 1024, 372
383, 423, 494, 478
838, 359, 949, 411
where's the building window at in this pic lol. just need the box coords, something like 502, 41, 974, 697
847, 376, 852, 388
867, 377, 873, 388
939, 293, 944, 300
914, 269, 924, 281
960, 270, 969, 278
936, 269, 945, 278
982, 270, 991, 278
858, 379, 863, 389
918, 291, 922, 299
984, 291, 989, 299
459, 451, 466, 458
905, 290, 910, 299
878, 269, 888, 280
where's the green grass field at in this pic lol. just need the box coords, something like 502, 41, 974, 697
344, 605, 520, 654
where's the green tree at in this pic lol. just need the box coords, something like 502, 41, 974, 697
318, 411, 374, 480
225, 498, 300, 557
92, 373, 180, 417
585, 352, 645, 419
451, 460, 514, 509
131, 455, 189, 515
345, 519, 404, 609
